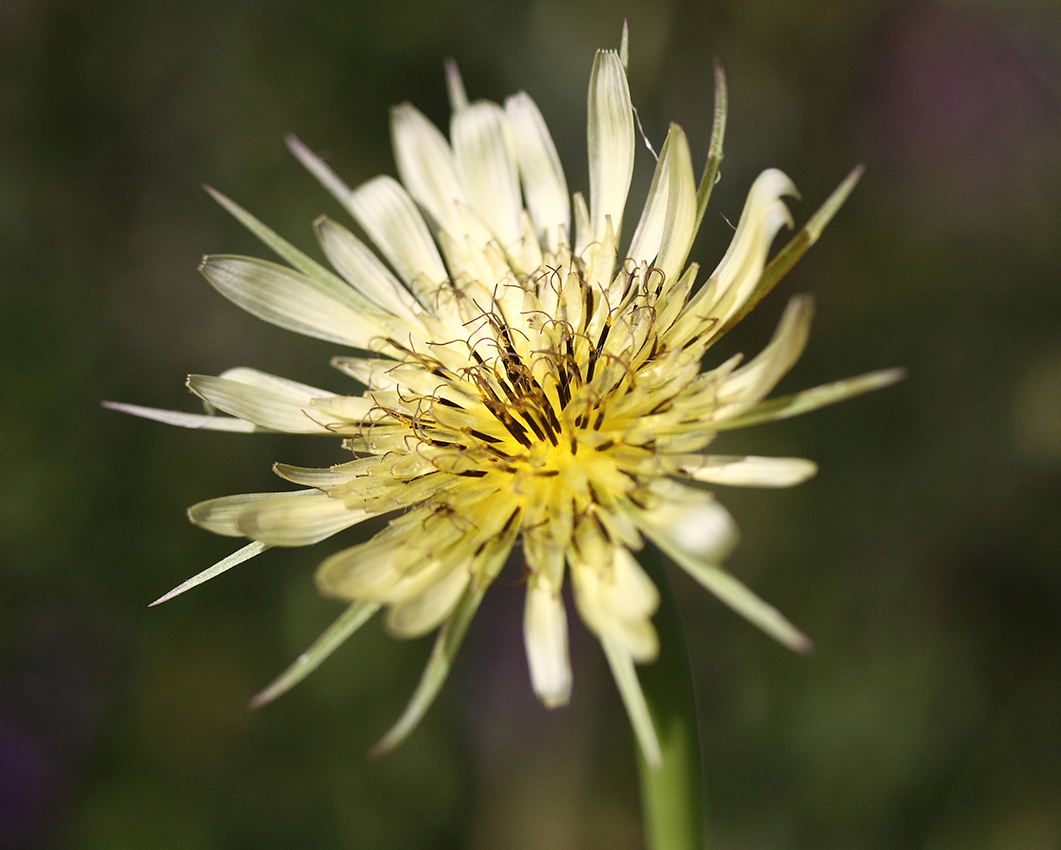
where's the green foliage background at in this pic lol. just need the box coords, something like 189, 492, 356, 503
3, 0, 1060, 847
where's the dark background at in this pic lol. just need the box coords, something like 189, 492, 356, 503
3, 0, 1060, 847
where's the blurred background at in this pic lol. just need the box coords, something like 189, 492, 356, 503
3, 0, 1060, 847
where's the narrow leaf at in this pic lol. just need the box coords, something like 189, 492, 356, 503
204, 186, 366, 304
664, 543, 812, 653
692, 60, 728, 236
150, 541, 270, 607
251, 600, 380, 708
602, 636, 663, 767
371, 585, 485, 757
719, 164, 864, 336
103, 401, 261, 432
713, 367, 906, 431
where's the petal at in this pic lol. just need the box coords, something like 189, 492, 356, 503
186, 373, 336, 433
634, 482, 739, 564
390, 102, 466, 237
523, 583, 573, 707
626, 123, 697, 284
272, 462, 365, 488
572, 547, 659, 662
235, 492, 369, 546
346, 176, 449, 295
187, 491, 367, 546
384, 562, 471, 639
701, 168, 797, 325
451, 101, 522, 248
505, 92, 570, 253
188, 492, 304, 537
678, 455, 819, 487
572, 191, 592, 257
651, 125, 698, 284
314, 217, 423, 321
625, 136, 672, 266
307, 395, 375, 423
199, 255, 389, 349
720, 165, 864, 336
709, 294, 814, 419
587, 50, 635, 245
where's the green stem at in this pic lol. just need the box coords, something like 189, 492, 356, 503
636, 559, 707, 850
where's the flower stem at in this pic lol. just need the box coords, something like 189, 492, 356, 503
636, 558, 707, 850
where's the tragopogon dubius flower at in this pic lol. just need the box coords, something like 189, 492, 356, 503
108, 28, 901, 765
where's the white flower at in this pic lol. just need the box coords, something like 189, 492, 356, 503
108, 30, 901, 765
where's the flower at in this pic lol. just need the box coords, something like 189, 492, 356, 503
108, 30, 900, 765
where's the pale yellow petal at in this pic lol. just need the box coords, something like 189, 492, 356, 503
391, 102, 466, 237
523, 582, 572, 707
678, 455, 818, 487
452, 101, 522, 249
505, 92, 570, 253
587, 50, 634, 245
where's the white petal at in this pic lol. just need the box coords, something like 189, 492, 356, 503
384, 563, 471, 638
315, 536, 405, 600
188, 492, 308, 537
390, 102, 466, 237
626, 123, 695, 280
651, 125, 698, 283
314, 217, 423, 321
272, 463, 362, 488
572, 547, 659, 663
697, 168, 798, 329
524, 584, 572, 707
625, 136, 672, 266
308, 395, 375, 422
505, 92, 570, 253
199, 255, 388, 349
217, 367, 331, 399
451, 101, 522, 249
188, 490, 366, 546
634, 482, 738, 564
572, 191, 592, 257
710, 294, 814, 418
187, 373, 333, 433
587, 50, 634, 245
679, 455, 818, 487
235, 492, 368, 546
346, 176, 449, 293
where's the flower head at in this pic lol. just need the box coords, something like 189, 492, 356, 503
109, 30, 900, 764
